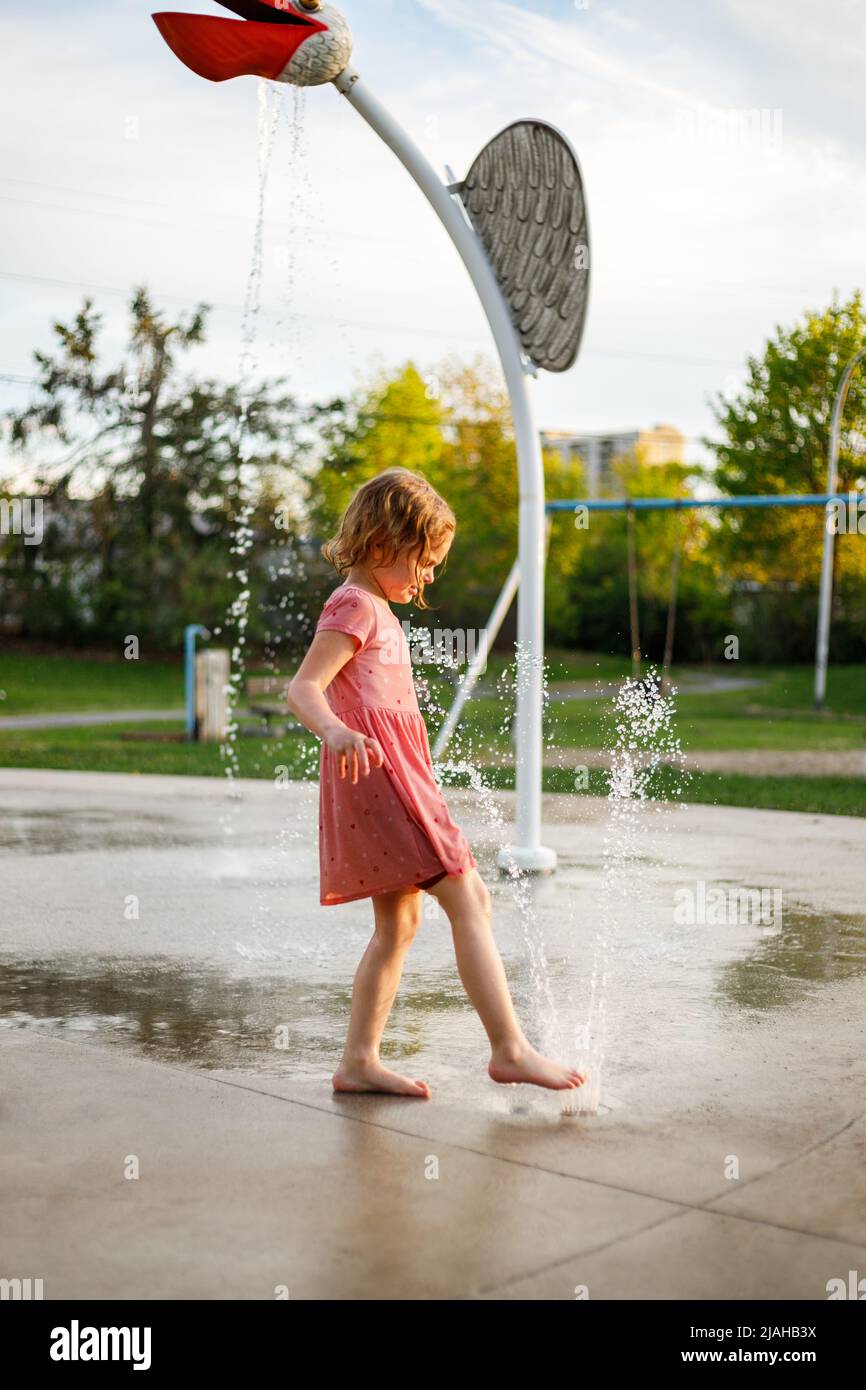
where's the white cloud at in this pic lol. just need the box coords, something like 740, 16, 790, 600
725, 0, 866, 81
416, 0, 704, 110
1, 0, 864, 477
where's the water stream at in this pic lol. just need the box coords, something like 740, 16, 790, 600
561, 667, 688, 1114
221, 79, 284, 804
209, 85, 693, 1120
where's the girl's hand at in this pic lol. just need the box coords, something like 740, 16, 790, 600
324, 726, 385, 783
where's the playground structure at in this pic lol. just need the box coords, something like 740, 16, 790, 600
815, 347, 866, 708
433, 491, 866, 761
152, 2, 864, 874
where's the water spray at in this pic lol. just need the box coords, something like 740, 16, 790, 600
151, 0, 591, 876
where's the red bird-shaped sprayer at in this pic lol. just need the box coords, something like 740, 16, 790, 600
152, 0, 353, 87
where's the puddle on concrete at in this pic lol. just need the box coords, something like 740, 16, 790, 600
2, 902, 864, 1088
0, 807, 210, 855
0, 954, 473, 1082
716, 905, 866, 1011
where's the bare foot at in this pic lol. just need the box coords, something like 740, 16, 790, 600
488, 1043, 586, 1091
332, 1062, 431, 1098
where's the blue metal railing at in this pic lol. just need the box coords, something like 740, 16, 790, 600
546, 493, 866, 513
184, 624, 210, 741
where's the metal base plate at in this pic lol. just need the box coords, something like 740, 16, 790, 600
496, 845, 558, 875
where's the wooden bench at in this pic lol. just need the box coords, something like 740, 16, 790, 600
243, 675, 303, 737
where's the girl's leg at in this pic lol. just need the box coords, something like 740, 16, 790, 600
332, 887, 430, 1098
427, 868, 586, 1091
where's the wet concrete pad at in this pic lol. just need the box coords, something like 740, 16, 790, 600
0, 1031, 677, 1301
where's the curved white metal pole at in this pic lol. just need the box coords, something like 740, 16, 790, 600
814, 347, 866, 710
432, 555, 520, 762
334, 66, 555, 872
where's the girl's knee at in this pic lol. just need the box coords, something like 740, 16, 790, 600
404, 892, 424, 932
434, 869, 491, 924
472, 876, 492, 921
374, 889, 423, 947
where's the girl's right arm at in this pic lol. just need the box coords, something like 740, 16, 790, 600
288, 631, 384, 784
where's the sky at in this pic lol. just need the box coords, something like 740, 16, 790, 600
2, 0, 865, 484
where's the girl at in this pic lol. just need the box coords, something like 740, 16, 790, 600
288, 468, 585, 1099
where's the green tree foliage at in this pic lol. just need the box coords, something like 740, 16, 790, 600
705, 292, 866, 659
547, 451, 727, 663
7, 287, 864, 669
307, 362, 446, 542
306, 356, 585, 639
304, 359, 722, 662
2, 290, 304, 648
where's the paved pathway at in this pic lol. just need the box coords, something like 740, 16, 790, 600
2, 769, 865, 1298
0, 709, 184, 730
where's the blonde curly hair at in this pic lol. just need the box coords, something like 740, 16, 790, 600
321, 468, 455, 610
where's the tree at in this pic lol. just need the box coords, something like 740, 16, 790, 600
307, 362, 446, 541
3, 290, 304, 648
551, 450, 726, 663
704, 292, 866, 659
306, 356, 588, 641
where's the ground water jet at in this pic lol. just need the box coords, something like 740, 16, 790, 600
561, 665, 688, 1116
418, 638, 559, 1104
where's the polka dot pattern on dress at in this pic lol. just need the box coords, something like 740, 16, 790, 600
315, 582, 477, 906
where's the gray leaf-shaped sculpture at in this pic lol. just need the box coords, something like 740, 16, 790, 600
458, 120, 590, 374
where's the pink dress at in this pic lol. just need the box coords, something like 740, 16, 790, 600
315, 583, 478, 906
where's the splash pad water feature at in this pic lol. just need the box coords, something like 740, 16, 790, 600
151, 0, 662, 1114
6, 14, 866, 1316
152, 0, 591, 876
562, 668, 688, 1113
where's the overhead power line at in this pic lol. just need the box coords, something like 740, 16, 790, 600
0, 268, 742, 370
0, 176, 841, 299
0, 368, 715, 446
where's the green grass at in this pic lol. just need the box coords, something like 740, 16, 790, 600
523, 648, 631, 683
2, 651, 866, 817
449, 663, 866, 755
543, 703, 866, 753
668, 772, 866, 817
0, 648, 631, 716
725, 664, 866, 717
0, 721, 319, 779
0, 651, 184, 714
442, 764, 866, 817
456, 696, 866, 755
544, 767, 866, 817
2, 722, 864, 817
